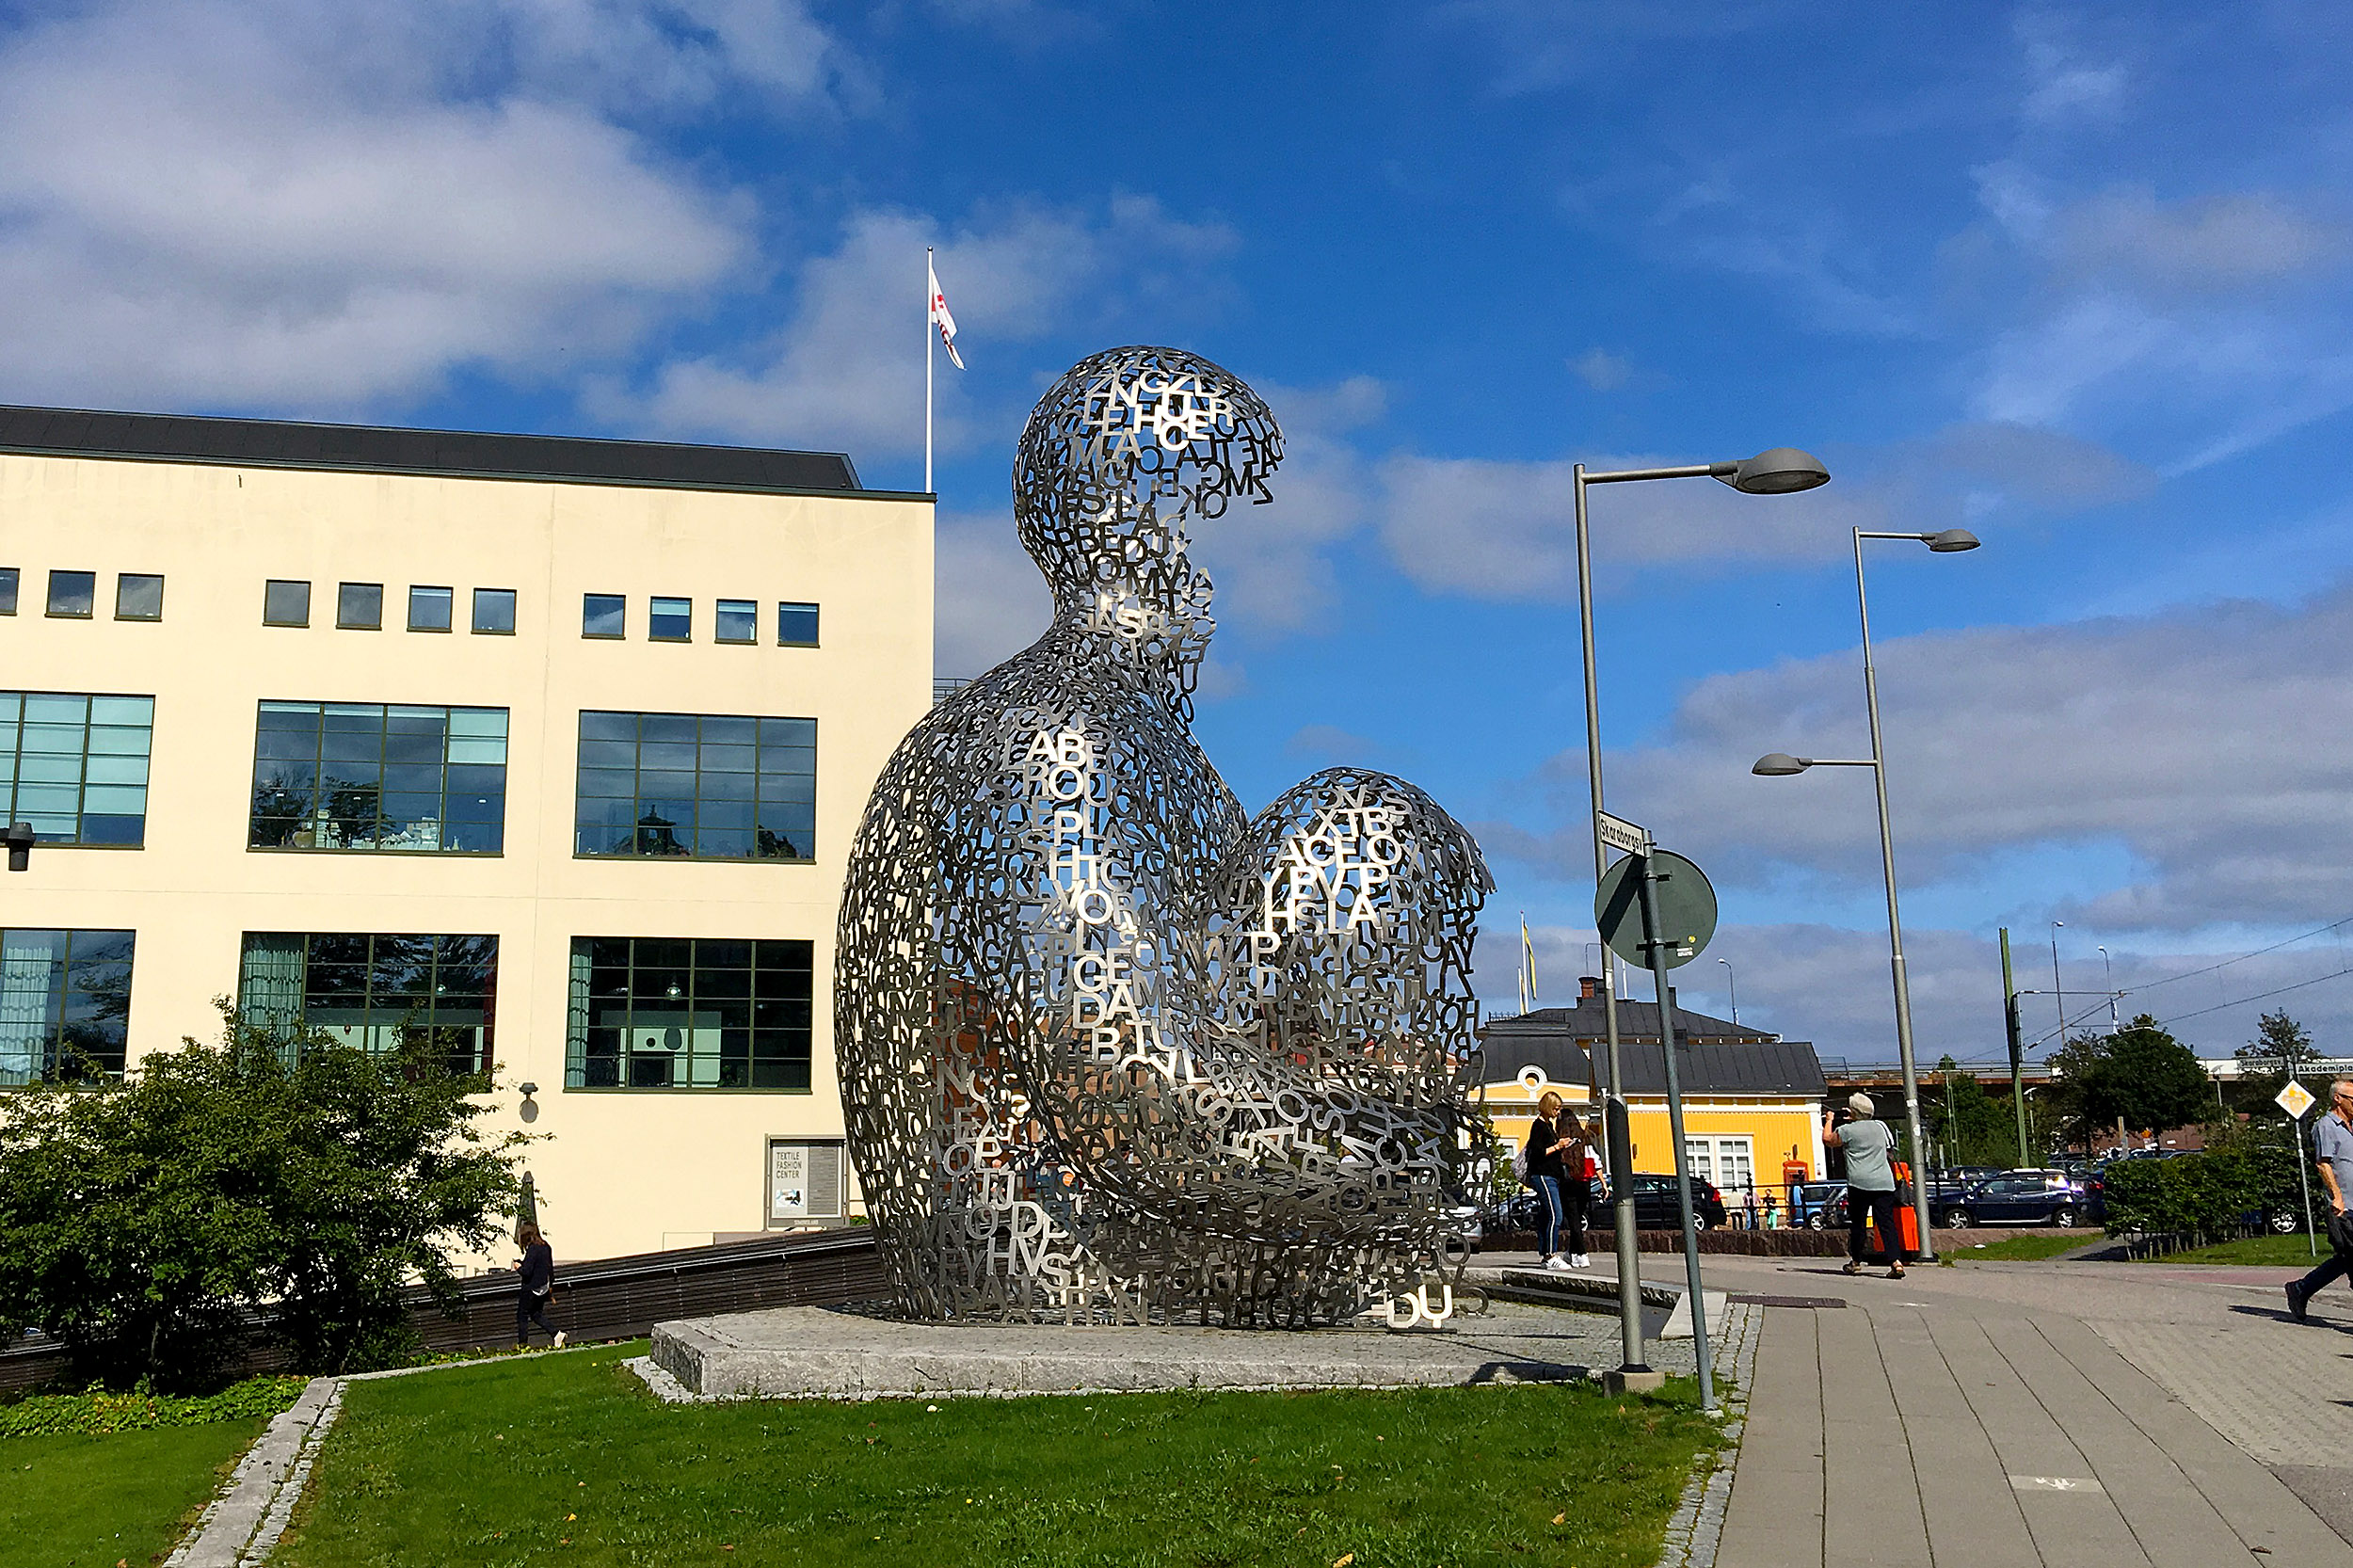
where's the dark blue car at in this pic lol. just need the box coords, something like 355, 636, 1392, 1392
1937, 1173, 2098, 1229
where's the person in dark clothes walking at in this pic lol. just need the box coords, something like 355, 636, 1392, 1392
514, 1222, 564, 1349
2287, 1080, 2353, 1322
1825, 1092, 1907, 1279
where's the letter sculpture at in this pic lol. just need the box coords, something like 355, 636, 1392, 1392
838, 344, 1493, 1325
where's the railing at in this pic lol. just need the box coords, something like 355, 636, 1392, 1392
934, 677, 972, 704
0, 1227, 888, 1393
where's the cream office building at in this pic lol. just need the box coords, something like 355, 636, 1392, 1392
0, 407, 931, 1261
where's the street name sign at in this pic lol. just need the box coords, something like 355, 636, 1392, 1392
2279, 1080, 2317, 1120
1596, 809, 1649, 856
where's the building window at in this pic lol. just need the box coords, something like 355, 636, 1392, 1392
0, 928, 135, 1084
408, 585, 453, 632
0, 568, 20, 615
1684, 1135, 1756, 1198
776, 601, 819, 647
715, 600, 757, 644
115, 574, 165, 621
46, 570, 95, 618
264, 580, 311, 627
237, 932, 495, 1076
472, 588, 517, 635
338, 583, 383, 630
565, 936, 810, 1090
573, 711, 814, 862
248, 701, 507, 854
648, 597, 692, 642
1, 691, 153, 846
583, 593, 625, 639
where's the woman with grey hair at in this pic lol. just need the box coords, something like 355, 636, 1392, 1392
1824, 1092, 1907, 1278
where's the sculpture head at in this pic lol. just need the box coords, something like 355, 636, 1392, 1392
1013, 346, 1283, 652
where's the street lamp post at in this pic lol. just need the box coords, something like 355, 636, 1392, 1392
1750, 524, 1977, 1262
1717, 956, 1739, 1026
1573, 447, 1830, 1389
2098, 945, 2120, 1031
2051, 921, 2067, 1048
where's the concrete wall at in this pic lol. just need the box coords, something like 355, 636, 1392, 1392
0, 449, 932, 1260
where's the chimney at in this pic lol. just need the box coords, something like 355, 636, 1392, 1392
1579, 975, 1601, 1000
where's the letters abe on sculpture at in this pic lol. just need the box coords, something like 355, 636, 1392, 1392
837, 345, 1493, 1325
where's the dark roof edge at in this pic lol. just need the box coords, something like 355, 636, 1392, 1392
0, 404, 935, 504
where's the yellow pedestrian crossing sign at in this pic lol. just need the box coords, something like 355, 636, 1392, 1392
2278, 1080, 2317, 1120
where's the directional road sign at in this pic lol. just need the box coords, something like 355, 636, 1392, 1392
1595, 849, 1719, 970
2278, 1080, 2317, 1120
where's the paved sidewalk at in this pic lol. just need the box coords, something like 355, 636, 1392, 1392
1578, 1249, 2353, 1566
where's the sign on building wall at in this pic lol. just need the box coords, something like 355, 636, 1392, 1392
767, 1138, 845, 1224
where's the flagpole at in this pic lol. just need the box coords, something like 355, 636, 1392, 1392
924, 247, 935, 494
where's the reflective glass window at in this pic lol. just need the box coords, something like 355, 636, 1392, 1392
46, 571, 95, 618
248, 700, 507, 854
472, 587, 516, 635
776, 601, 819, 646
337, 583, 383, 630
264, 580, 311, 627
564, 936, 809, 1091
115, 574, 164, 621
715, 600, 757, 644
583, 593, 625, 639
648, 597, 692, 642
408, 585, 453, 632
0, 691, 153, 846
0, 568, 19, 615
236, 932, 495, 1076
573, 711, 814, 862
0, 928, 135, 1084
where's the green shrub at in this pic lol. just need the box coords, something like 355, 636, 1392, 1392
2102, 1146, 2265, 1239
0, 1373, 307, 1438
0, 1002, 533, 1390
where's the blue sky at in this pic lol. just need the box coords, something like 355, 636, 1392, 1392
4, 0, 2349, 1064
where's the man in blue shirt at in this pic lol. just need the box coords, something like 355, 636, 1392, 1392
2286, 1080, 2353, 1323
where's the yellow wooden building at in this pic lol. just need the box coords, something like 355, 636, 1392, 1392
1479, 981, 1829, 1212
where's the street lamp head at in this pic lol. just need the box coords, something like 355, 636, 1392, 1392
1923, 528, 1980, 552
4, 822, 32, 873
1722, 447, 1832, 495
1752, 752, 1811, 776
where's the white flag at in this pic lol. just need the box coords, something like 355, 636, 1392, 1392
929, 259, 964, 370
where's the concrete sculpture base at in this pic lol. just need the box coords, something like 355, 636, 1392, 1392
647, 1301, 1700, 1400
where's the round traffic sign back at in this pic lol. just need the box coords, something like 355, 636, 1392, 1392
1594, 850, 1719, 970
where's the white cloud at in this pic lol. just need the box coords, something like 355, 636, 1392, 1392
1286, 723, 1380, 761
619, 196, 1238, 456
934, 506, 1049, 679
1375, 451, 1889, 600
1570, 348, 1630, 392
0, 0, 836, 410
1494, 581, 2353, 936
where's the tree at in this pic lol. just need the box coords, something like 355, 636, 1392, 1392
2233, 1010, 2319, 1118
0, 1002, 530, 1389
2044, 1016, 2217, 1147
1927, 1056, 2022, 1166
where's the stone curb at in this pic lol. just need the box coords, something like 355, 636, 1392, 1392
1651, 1299, 1760, 1568
163, 1343, 600, 1565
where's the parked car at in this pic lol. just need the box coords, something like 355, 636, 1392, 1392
1631, 1173, 1727, 1230
1790, 1180, 1847, 1230
1939, 1173, 2098, 1229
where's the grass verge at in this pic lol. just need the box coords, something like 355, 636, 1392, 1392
0, 1416, 266, 1568
2137, 1233, 2327, 1266
1942, 1234, 2087, 1263
280, 1342, 1721, 1568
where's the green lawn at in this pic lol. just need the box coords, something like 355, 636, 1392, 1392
1942, 1234, 2087, 1263
280, 1342, 1721, 1568
0, 1416, 265, 1568
2139, 1233, 2328, 1266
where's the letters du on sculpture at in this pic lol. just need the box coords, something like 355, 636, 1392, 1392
837, 345, 1494, 1326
